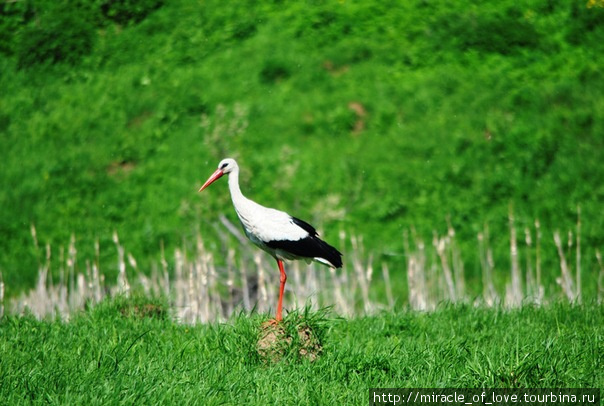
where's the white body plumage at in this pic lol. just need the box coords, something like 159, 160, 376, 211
200, 158, 342, 269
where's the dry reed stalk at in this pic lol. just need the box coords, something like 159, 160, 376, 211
330, 265, 351, 315
477, 231, 488, 305
523, 227, 536, 302
195, 234, 210, 322
127, 253, 138, 273
188, 262, 199, 323
576, 206, 582, 304
186, 262, 196, 323
208, 255, 223, 322
434, 232, 456, 302
219, 214, 248, 246
404, 230, 432, 310
58, 245, 66, 315
254, 252, 269, 315
93, 239, 102, 304
351, 235, 372, 313
478, 224, 498, 307
75, 273, 86, 312
336, 231, 353, 310
318, 262, 328, 309
446, 220, 466, 301
126, 253, 142, 301
553, 230, 576, 302
507, 207, 523, 307
451, 240, 465, 301
30, 224, 39, 266
381, 263, 394, 309
26, 225, 60, 318
173, 248, 185, 318
239, 255, 251, 311
68, 234, 77, 308
291, 259, 302, 310
349, 235, 361, 284
137, 265, 151, 297
403, 230, 426, 310
303, 261, 318, 306
160, 241, 170, 298
33, 244, 50, 317
113, 232, 130, 296
596, 250, 603, 305
341, 262, 354, 311
365, 253, 374, 311
225, 248, 236, 317
408, 257, 425, 310
534, 219, 544, 304
27, 243, 51, 317
417, 235, 430, 309
147, 265, 167, 298
0, 271, 4, 318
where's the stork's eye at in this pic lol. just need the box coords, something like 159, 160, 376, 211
220, 163, 228, 169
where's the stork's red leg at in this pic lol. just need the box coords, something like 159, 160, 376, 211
275, 259, 287, 322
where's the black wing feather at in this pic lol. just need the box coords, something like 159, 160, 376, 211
266, 216, 343, 268
290, 216, 318, 236
266, 237, 343, 268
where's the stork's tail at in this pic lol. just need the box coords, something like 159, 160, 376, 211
312, 237, 343, 268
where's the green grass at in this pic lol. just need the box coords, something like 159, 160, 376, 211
0, 299, 601, 404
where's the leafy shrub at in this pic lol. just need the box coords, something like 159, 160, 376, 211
9, 0, 164, 68
16, 3, 98, 68
100, 0, 164, 25
293, 9, 353, 46
260, 61, 291, 84
567, 1, 604, 44
435, 8, 541, 54
0, 0, 35, 56
231, 20, 257, 40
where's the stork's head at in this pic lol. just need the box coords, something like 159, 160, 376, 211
217, 158, 237, 174
199, 158, 237, 192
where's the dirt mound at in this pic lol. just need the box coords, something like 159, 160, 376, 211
257, 319, 323, 363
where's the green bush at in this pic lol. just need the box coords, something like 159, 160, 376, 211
434, 8, 541, 54
99, 0, 164, 25
8, 0, 164, 68
567, 0, 604, 44
0, 0, 35, 56
16, 5, 97, 68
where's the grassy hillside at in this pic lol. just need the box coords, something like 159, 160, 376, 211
0, 300, 601, 404
1, 0, 603, 295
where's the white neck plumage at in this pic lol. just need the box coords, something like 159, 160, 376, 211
227, 165, 249, 210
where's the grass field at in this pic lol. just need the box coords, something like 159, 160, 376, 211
0, 299, 601, 405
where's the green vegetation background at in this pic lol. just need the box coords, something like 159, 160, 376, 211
1, 0, 603, 296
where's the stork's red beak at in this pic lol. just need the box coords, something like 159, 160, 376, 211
199, 169, 224, 192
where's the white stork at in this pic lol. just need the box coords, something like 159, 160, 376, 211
199, 158, 343, 322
